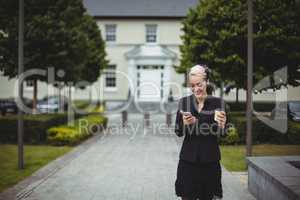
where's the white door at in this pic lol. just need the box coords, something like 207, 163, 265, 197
138, 69, 162, 101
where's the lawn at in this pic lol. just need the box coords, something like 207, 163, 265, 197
220, 144, 300, 171
0, 144, 72, 192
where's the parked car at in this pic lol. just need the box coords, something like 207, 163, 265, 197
224, 83, 235, 94
271, 101, 300, 122
0, 99, 18, 115
37, 96, 68, 113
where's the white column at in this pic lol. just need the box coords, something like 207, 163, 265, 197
128, 59, 137, 100
164, 59, 172, 100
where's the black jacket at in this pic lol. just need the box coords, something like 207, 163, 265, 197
174, 94, 228, 163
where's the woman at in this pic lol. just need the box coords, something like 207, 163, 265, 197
174, 64, 227, 200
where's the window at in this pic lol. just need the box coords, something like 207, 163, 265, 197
146, 24, 157, 43
105, 24, 116, 42
26, 80, 34, 87
105, 65, 116, 88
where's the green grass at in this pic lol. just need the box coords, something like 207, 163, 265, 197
220, 144, 300, 171
0, 144, 72, 192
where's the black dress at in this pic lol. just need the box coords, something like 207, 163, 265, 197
174, 94, 228, 200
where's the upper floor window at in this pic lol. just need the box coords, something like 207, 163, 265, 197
105, 24, 116, 42
146, 24, 157, 43
104, 65, 116, 88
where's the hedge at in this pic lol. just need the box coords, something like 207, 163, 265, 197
286, 121, 300, 144
0, 113, 85, 144
226, 112, 300, 144
227, 102, 275, 112
47, 114, 107, 146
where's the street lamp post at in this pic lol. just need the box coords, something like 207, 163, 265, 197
18, 0, 24, 169
246, 0, 253, 157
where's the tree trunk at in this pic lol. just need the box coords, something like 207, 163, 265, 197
32, 79, 37, 114
236, 88, 239, 103
184, 73, 188, 87
89, 85, 92, 102
220, 82, 224, 99
68, 85, 72, 113
58, 85, 62, 112
67, 85, 74, 126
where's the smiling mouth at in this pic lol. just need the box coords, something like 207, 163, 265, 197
196, 90, 202, 95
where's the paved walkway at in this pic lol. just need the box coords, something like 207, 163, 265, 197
2, 113, 255, 200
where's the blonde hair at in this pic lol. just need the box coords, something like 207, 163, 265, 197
188, 64, 208, 80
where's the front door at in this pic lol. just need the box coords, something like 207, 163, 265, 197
137, 65, 163, 101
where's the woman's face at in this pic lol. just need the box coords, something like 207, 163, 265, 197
189, 75, 207, 99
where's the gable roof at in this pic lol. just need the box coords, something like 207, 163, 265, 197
83, 0, 199, 18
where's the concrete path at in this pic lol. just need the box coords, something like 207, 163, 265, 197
3, 113, 255, 200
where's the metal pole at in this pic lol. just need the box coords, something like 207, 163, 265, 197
144, 112, 150, 128
166, 112, 171, 127
122, 110, 128, 127
18, 0, 24, 169
246, 0, 253, 157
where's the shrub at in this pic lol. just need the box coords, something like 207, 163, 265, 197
219, 127, 240, 145
47, 127, 79, 145
287, 122, 300, 144
47, 114, 107, 146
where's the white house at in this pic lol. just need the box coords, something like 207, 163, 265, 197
83, 0, 199, 103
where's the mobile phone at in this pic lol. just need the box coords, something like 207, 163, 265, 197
180, 110, 192, 116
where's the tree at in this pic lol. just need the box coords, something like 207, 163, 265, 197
0, 0, 108, 112
254, 0, 300, 88
178, 0, 300, 101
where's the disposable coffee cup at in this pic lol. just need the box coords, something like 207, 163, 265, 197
214, 109, 225, 122
214, 109, 226, 136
